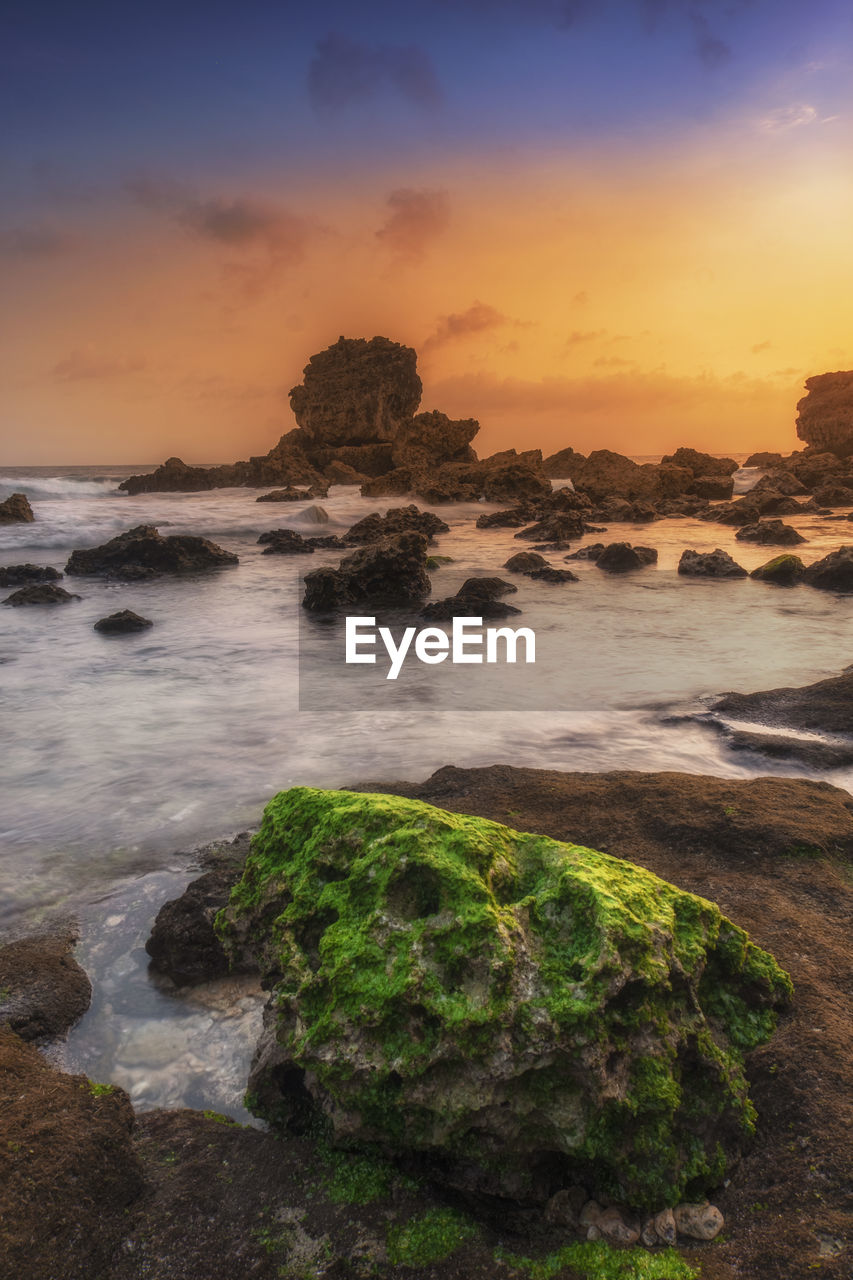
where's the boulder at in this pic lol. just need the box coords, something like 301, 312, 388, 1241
568, 450, 657, 501
513, 513, 585, 543
480, 461, 552, 504
65, 525, 238, 579
796, 370, 853, 457
256, 486, 314, 502
218, 787, 791, 1209
0, 564, 62, 587
689, 474, 734, 501
476, 505, 538, 530
674, 1202, 725, 1241
344, 506, 449, 545
420, 576, 521, 621
290, 336, 422, 447
541, 446, 585, 479
748, 470, 807, 497
118, 456, 246, 495
803, 546, 853, 592
0, 931, 91, 1042
660, 448, 738, 477
0, 492, 34, 524
503, 551, 548, 574
360, 467, 419, 498
735, 520, 806, 546
302, 531, 431, 611
701, 499, 761, 527
565, 543, 605, 562
712, 665, 853, 735
750, 555, 806, 586
323, 460, 369, 486
93, 610, 154, 634
678, 549, 747, 579
3, 583, 80, 605
745, 451, 784, 468
813, 481, 853, 507
392, 410, 478, 470
527, 567, 579, 584
595, 543, 658, 573
257, 529, 315, 555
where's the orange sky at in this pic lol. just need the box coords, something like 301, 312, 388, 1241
3, 123, 853, 464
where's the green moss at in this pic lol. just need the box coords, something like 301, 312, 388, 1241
218, 787, 792, 1209
202, 1109, 239, 1125
497, 1241, 699, 1280
386, 1207, 476, 1266
750, 555, 805, 583
426, 555, 454, 568
87, 1081, 116, 1098
317, 1142, 396, 1204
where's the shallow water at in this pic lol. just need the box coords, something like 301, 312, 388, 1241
2, 461, 852, 1113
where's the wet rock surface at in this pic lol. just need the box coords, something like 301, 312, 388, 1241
735, 519, 806, 546
344, 505, 449, 544
802, 544, 853, 591
94, 609, 154, 634
0, 929, 92, 1042
0, 492, 35, 523
0, 563, 62, 586
66, 524, 239, 579
595, 542, 658, 573
750, 554, 807, 586
678, 548, 748, 578
257, 528, 315, 554
302, 530, 432, 610
3, 582, 81, 605
712, 664, 853, 737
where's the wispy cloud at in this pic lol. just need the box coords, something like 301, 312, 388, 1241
757, 103, 819, 132
52, 345, 147, 382
423, 301, 512, 350
308, 33, 441, 115
375, 188, 451, 260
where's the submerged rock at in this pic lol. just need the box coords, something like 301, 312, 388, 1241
420, 576, 522, 618
3, 583, 80, 605
678, 549, 747, 579
302, 531, 431, 611
219, 787, 791, 1210
735, 520, 806, 546
595, 543, 658, 573
712, 665, 853, 736
803, 545, 853, 592
503, 551, 548, 574
0, 492, 34, 524
750, 554, 806, 586
93, 610, 154, 634
0, 564, 62, 587
65, 525, 238, 580
257, 529, 315, 555
344, 506, 449, 545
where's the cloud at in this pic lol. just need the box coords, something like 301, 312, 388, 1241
757, 103, 818, 132
308, 33, 441, 115
375, 188, 451, 260
0, 225, 75, 257
690, 11, 731, 67
751, 341, 772, 353
565, 328, 608, 346
423, 301, 511, 350
52, 345, 147, 382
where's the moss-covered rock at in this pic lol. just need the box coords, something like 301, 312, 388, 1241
749, 554, 806, 586
218, 787, 791, 1210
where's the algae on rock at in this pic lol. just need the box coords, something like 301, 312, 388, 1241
218, 787, 791, 1209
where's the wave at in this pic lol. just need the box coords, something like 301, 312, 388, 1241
0, 474, 126, 499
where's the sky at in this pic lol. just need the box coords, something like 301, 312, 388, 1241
2, 0, 853, 463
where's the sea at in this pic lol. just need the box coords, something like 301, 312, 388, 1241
2, 459, 852, 1119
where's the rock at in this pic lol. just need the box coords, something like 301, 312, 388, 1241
565, 543, 605, 562
65, 525, 238, 579
476, 505, 538, 530
0, 492, 34, 523
544, 1186, 588, 1228
579, 1201, 603, 1228
653, 1207, 677, 1245
674, 1202, 725, 1241
504, 551, 548, 574
0, 564, 62, 587
596, 1206, 640, 1246
796, 370, 853, 457
0, 931, 91, 1041
661, 447, 738, 477
689, 474, 734, 500
787, 450, 848, 490
256, 486, 314, 502
803, 545, 853, 592
526, 567, 578, 584
745, 451, 784, 468
93, 610, 154, 634
302, 531, 431, 611
324, 460, 369, 486
749, 470, 808, 496
702, 498, 761, 527
147, 871, 246, 987
678, 549, 748, 579
595, 543, 658, 573
290, 335, 422, 447
298, 505, 330, 524
392, 410, 478, 470
360, 466, 419, 498
3, 583, 81, 605
456, 577, 518, 599
750, 554, 806, 586
542, 447, 585, 478
480, 461, 552, 504
420, 595, 522, 620
218, 786, 791, 1209
735, 520, 806, 546
712, 665, 853, 735
567, 450, 658, 501
513, 513, 585, 543
345, 506, 449, 545
257, 529, 314, 555
813, 481, 853, 507
0, 1027, 144, 1279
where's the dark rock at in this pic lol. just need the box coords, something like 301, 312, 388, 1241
503, 551, 548, 574
93, 610, 154, 634
304, 534, 350, 550
257, 529, 314, 555
660, 447, 738, 477
565, 543, 605, 561
391, 409, 478, 470
721, 728, 853, 770
513, 513, 585, 543
750, 555, 806, 586
596, 543, 658, 573
456, 576, 518, 599
735, 520, 806, 546
0, 492, 35, 524
749, 470, 808, 496
344, 505, 449, 545
360, 466, 418, 498
323, 460, 368, 486
678, 549, 748, 579
745, 451, 785, 468
256, 486, 314, 502
0, 931, 91, 1042
527, 567, 579, 583
3, 584, 81, 605
542, 446, 585, 478
480, 460, 552, 504
813, 482, 853, 507
302, 531, 431, 611
66, 525, 238, 579
712, 665, 853, 735
420, 596, 522, 619
700, 499, 761, 527
803, 545, 853, 592
788, 450, 849, 490
290, 335, 422, 447
147, 878, 245, 987
0, 564, 62, 587
476, 505, 538, 530
796, 370, 853, 457
689, 474, 734, 501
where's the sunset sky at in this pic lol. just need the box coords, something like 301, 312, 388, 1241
2, 0, 853, 463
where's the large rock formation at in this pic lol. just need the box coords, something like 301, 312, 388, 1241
65, 525, 238, 580
0, 492, 35, 524
218, 787, 791, 1210
290, 336, 422, 448
796, 371, 853, 457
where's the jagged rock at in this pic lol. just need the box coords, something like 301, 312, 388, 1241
256, 486, 314, 502
455, 577, 518, 599
147, 875, 245, 986
689, 474, 734, 501
257, 529, 314, 555
735, 520, 806, 546
3, 584, 81, 605
0, 564, 61, 587
678, 549, 748, 579
290, 336, 422, 447
324, 460, 368, 486
65, 525, 238, 579
526, 567, 578, 584
504, 551, 548, 574
796, 371, 853, 457
218, 787, 791, 1208
595, 543, 658, 573
476, 505, 538, 530
660, 447, 738, 477
0, 493, 34, 524
701, 498, 761, 527
345, 506, 449, 545
813, 481, 853, 507
481, 461, 552, 504
391, 410, 478, 470
745, 450, 785, 468
420, 595, 522, 620
542, 446, 585, 478
93, 610, 154, 634
712, 665, 853, 734
302, 531, 431, 610
513, 513, 585, 543
749, 470, 807, 496
360, 467, 419, 498
803, 546, 853, 592
788, 450, 849, 490
674, 1202, 725, 1241
0, 931, 91, 1042
119, 456, 246, 495
653, 1207, 677, 1245
750, 555, 806, 586
565, 543, 605, 562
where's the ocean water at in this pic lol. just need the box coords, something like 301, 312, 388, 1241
2, 461, 852, 1115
